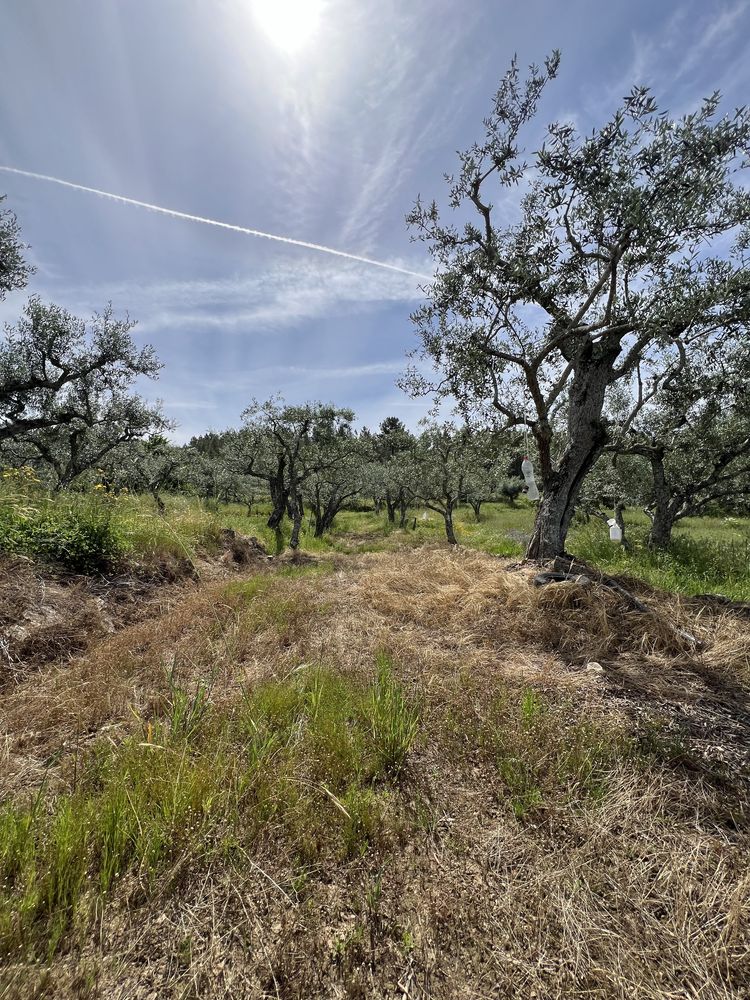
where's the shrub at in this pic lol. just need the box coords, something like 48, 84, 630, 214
0, 490, 125, 572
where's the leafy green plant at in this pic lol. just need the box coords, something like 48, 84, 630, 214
0, 491, 125, 572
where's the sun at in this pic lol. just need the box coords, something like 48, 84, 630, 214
252, 0, 324, 54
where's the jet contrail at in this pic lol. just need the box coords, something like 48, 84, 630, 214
0, 165, 432, 281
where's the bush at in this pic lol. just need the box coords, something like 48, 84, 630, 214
0, 486, 125, 572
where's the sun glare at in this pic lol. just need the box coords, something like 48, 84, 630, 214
252, 0, 323, 54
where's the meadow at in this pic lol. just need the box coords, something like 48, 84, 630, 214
6, 470, 748, 598
1, 483, 750, 998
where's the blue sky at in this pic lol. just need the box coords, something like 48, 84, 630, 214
1, 0, 749, 441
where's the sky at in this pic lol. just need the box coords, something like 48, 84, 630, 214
1, 0, 750, 442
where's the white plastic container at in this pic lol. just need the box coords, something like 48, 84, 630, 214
521, 456, 540, 501
607, 517, 623, 543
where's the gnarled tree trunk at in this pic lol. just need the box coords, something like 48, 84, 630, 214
398, 492, 409, 528
289, 500, 303, 549
313, 500, 339, 538
385, 490, 397, 524
266, 456, 288, 530
646, 450, 674, 549
444, 510, 457, 544
151, 488, 166, 514
525, 351, 614, 560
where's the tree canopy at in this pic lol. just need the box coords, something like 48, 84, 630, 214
0, 195, 31, 301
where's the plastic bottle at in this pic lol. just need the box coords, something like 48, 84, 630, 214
607, 517, 623, 543
521, 456, 540, 501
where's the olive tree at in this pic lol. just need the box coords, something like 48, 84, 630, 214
0, 195, 31, 300
105, 435, 186, 512
574, 451, 648, 548
462, 427, 516, 521
375, 417, 416, 524
404, 53, 750, 559
372, 418, 417, 527
410, 423, 474, 544
5, 390, 169, 489
303, 430, 366, 538
1, 298, 162, 444
239, 398, 354, 549
612, 340, 750, 547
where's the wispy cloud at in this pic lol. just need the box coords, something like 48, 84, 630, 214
55, 257, 425, 336
596, 0, 750, 118
268, 1, 478, 254
335, 12, 466, 250
162, 399, 218, 410
189, 361, 408, 392
283, 361, 405, 378
673, 0, 749, 82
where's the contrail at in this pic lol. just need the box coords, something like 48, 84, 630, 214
0, 165, 432, 281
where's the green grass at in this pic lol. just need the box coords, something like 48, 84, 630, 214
435, 679, 669, 829
114, 493, 223, 564
4, 472, 750, 599
0, 656, 419, 959
573, 518, 750, 600
0, 657, 647, 961
0, 476, 223, 571
466, 687, 634, 820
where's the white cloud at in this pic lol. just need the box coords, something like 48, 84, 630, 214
162, 400, 218, 410
262, 1, 478, 253
172, 359, 425, 395
597, 1, 750, 118
673, 1, 749, 82
56, 256, 426, 337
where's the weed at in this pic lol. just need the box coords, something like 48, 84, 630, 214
482, 687, 631, 818
0, 491, 125, 572
365, 652, 420, 779
163, 665, 213, 740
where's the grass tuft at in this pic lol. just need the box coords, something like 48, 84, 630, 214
0, 658, 419, 958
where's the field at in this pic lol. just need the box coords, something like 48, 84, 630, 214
1, 491, 750, 998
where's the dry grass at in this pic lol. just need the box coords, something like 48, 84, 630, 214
1, 545, 749, 998
0, 568, 324, 794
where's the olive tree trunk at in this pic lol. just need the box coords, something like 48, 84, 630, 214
289, 501, 303, 549
385, 490, 397, 524
444, 510, 458, 545
398, 493, 409, 528
643, 450, 677, 549
313, 503, 338, 538
525, 355, 613, 560
150, 488, 166, 514
266, 458, 289, 530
